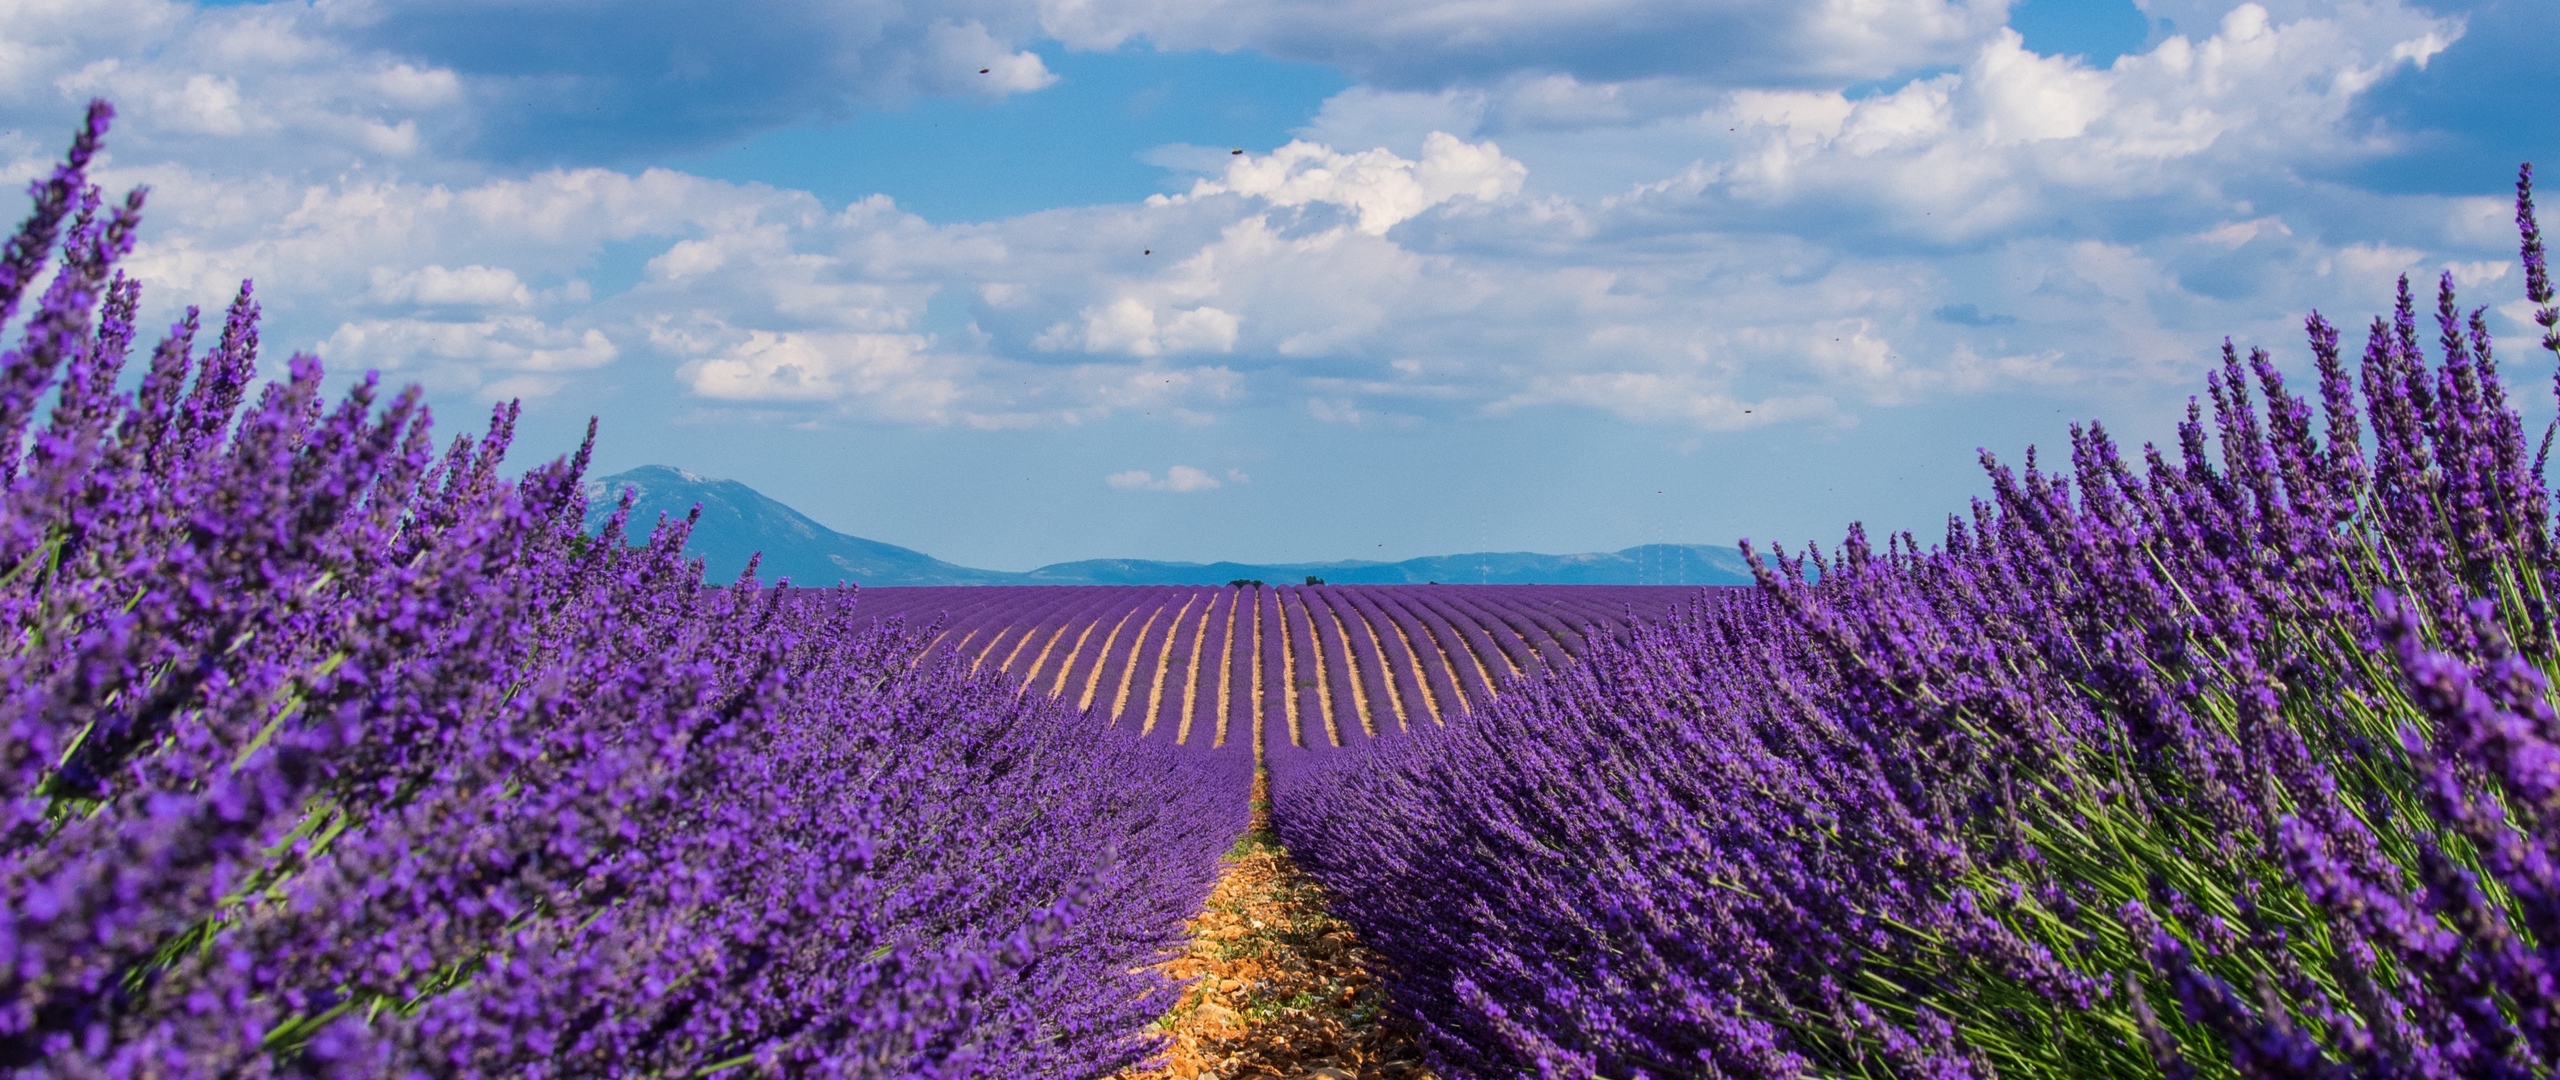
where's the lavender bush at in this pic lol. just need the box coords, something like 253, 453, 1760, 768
1274, 166, 2560, 1079
0, 101, 1246, 1077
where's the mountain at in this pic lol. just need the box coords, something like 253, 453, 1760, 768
581, 466, 1015, 586
1016, 544, 1752, 586
582, 466, 1754, 587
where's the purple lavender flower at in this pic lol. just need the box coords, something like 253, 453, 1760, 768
1267, 165, 2560, 1080
0, 102, 1247, 1077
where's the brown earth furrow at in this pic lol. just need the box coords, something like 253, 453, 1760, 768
1119, 775, 1434, 1080
1373, 609, 1442, 724
1297, 594, 1342, 748
1324, 605, 1376, 737
1174, 594, 1217, 745
969, 619, 1025, 675
1213, 597, 1238, 747
1047, 618, 1103, 698
1080, 608, 1142, 712
1016, 622, 1066, 696
1110, 606, 1168, 723
1348, 606, 1408, 732
1246, 594, 1265, 753
940, 626, 985, 669
1141, 595, 1198, 737
1277, 596, 1301, 747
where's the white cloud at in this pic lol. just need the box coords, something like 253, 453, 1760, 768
1166, 132, 1525, 235
0, 0, 2535, 579
1294, 88, 1490, 157
4, 0, 2519, 453
1488, 371, 1838, 429
0, 0, 1094, 190
1106, 465, 1225, 491
1037, 0, 2010, 88
1967, 30, 2109, 144
1307, 395, 1423, 427
8, 0, 479, 177
320, 316, 617, 398
1597, 2, 2463, 242
2445, 260, 2509, 292
681, 330, 964, 419
1040, 297, 1241, 356
920, 19, 1057, 97
368, 264, 532, 307
157, 72, 248, 136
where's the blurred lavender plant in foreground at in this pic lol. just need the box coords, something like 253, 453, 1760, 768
0, 101, 1247, 1077
1273, 166, 2560, 1079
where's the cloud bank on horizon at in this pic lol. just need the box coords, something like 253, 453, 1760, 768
1, 0, 2549, 566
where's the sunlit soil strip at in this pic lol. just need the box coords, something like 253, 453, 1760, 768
1046, 618, 1102, 698
1448, 621, 1503, 708
1379, 617, 1441, 726
1408, 607, 1492, 714
1242, 595, 1264, 752
1112, 606, 1169, 724
1142, 595, 1200, 737
1347, 610, 1396, 733
1301, 595, 1343, 747
1350, 608, 1410, 732
1277, 597, 1302, 747
920, 625, 980, 669
1018, 616, 1080, 701
1325, 606, 1377, 738
1008, 616, 1070, 685
970, 620, 1025, 675
1300, 593, 1341, 747
1483, 610, 1546, 674
1121, 775, 1435, 1080
1212, 599, 1238, 748
1079, 608, 1141, 711
1173, 595, 1218, 745
915, 625, 957, 661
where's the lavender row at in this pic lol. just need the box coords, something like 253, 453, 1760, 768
0, 103, 1245, 1076
1273, 167, 2560, 1080
850, 583, 1704, 750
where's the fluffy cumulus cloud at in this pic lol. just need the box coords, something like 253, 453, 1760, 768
1036, 0, 2013, 89
681, 332, 949, 406
1657, 4, 2459, 238
322, 317, 616, 401
0, 0, 1060, 177
300, 0, 1060, 164
1104, 465, 1229, 491
1167, 132, 1526, 234
0, 0, 468, 177
0, 0, 2534, 448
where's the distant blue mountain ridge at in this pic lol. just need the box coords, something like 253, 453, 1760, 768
581, 465, 1755, 587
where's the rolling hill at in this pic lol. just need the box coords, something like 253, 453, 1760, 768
582, 466, 1754, 587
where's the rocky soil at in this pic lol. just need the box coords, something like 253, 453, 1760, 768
1120, 776, 1434, 1080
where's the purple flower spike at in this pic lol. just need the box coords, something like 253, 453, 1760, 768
0, 102, 1247, 1076
1261, 161, 2560, 1080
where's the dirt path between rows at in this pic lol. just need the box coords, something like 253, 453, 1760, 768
1120, 774, 1435, 1080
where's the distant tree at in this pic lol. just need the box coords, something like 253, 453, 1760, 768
1303, 575, 1325, 586
1228, 578, 1264, 588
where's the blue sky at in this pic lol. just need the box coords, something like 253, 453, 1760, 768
3, 0, 2550, 570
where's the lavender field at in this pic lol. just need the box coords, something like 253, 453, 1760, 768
851, 584, 1702, 750
9, 97, 2560, 1080
0, 104, 1245, 1075
1264, 176, 2560, 1077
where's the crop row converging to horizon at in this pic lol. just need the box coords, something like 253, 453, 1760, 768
7, 97, 2560, 1079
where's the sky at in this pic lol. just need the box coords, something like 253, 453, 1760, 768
0, 0, 2551, 570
